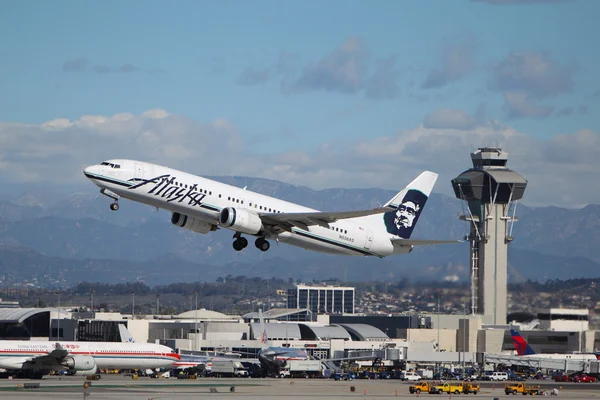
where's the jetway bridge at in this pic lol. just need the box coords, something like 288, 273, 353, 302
485, 354, 599, 373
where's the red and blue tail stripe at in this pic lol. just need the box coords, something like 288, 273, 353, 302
510, 329, 536, 355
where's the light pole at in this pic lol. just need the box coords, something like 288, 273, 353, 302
55, 290, 61, 341
156, 293, 160, 315
462, 303, 467, 370
131, 293, 135, 318
194, 290, 199, 352
90, 290, 95, 312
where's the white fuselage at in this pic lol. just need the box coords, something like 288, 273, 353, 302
0, 340, 179, 371
84, 160, 401, 257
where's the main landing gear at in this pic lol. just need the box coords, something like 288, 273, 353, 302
232, 234, 248, 251
101, 188, 119, 211
255, 237, 270, 252
232, 233, 270, 252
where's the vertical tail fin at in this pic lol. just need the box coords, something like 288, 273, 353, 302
119, 324, 135, 343
510, 329, 536, 355
374, 171, 437, 239
259, 309, 269, 347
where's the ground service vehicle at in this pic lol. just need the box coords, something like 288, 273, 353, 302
432, 382, 464, 394
490, 371, 509, 381
402, 371, 422, 381
279, 360, 322, 378
462, 382, 480, 394
408, 381, 433, 394
210, 360, 248, 377
504, 383, 541, 395
572, 373, 596, 383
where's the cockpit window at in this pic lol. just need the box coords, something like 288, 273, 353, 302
101, 162, 110, 166
100, 162, 120, 169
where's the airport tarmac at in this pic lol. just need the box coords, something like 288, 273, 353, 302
1, 376, 599, 400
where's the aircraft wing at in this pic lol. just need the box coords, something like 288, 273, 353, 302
391, 238, 462, 245
21, 344, 69, 368
260, 207, 394, 230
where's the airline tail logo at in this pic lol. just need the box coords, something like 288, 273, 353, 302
383, 189, 428, 239
510, 329, 536, 355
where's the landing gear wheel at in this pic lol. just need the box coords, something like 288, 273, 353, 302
255, 238, 270, 252
110, 202, 119, 211
233, 237, 248, 251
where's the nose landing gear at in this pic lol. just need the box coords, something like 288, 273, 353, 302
101, 189, 120, 211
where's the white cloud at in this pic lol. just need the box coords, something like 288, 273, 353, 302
422, 42, 476, 89
502, 92, 554, 119
0, 109, 598, 208
491, 52, 573, 99
423, 108, 479, 130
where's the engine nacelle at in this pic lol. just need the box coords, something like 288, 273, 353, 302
72, 366, 98, 376
62, 355, 96, 372
171, 212, 218, 234
219, 207, 263, 235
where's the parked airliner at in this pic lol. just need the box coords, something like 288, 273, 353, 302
0, 340, 179, 379
84, 160, 458, 256
510, 330, 599, 361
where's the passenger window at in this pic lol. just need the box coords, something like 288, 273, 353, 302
209, 191, 212, 195
228, 197, 230, 201
260, 206, 263, 210
219, 194, 221, 198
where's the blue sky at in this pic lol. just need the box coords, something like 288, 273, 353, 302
0, 0, 598, 207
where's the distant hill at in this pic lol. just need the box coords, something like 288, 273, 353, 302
0, 176, 599, 288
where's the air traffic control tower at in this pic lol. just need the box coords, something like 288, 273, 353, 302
451, 148, 527, 325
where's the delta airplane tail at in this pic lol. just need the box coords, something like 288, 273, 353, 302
360, 171, 438, 239
510, 329, 537, 356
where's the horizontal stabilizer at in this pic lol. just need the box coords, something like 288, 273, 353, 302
391, 238, 462, 246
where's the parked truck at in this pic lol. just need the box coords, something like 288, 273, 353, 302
431, 382, 464, 395
210, 360, 249, 378
279, 360, 322, 378
504, 383, 541, 396
408, 382, 434, 394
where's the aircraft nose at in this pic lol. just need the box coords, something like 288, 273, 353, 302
83, 165, 97, 178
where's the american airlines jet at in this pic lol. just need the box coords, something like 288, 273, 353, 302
0, 340, 180, 379
83, 160, 457, 256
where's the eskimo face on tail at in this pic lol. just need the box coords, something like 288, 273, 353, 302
383, 189, 428, 238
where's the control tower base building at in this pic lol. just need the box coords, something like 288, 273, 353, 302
451, 148, 527, 325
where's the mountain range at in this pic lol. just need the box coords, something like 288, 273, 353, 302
0, 176, 599, 288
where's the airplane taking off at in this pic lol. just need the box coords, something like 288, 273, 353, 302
84, 160, 459, 256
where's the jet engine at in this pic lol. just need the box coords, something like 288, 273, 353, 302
171, 212, 218, 234
219, 207, 263, 235
61, 355, 97, 374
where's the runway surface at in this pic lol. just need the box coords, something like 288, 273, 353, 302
1, 376, 598, 400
